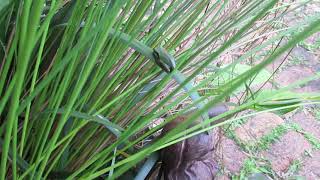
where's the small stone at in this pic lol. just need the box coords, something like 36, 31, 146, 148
215, 136, 247, 174
262, 131, 312, 172
235, 112, 284, 144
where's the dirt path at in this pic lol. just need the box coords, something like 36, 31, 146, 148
214, 40, 320, 179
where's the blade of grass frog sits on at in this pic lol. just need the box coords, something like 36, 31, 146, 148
159, 103, 229, 180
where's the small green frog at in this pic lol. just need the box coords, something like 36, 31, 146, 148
153, 47, 176, 73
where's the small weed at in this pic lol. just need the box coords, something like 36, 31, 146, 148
313, 108, 320, 122
287, 160, 302, 174
229, 118, 248, 129
237, 158, 273, 180
255, 124, 289, 151
240, 159, 260, 177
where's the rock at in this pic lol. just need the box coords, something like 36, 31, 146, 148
215, 136, 247, 173
298, 151, 320, 180
235, 112, 284, 144
262, 131, 312, 172
275, 65, 320, 92
292, 111, 320, 139
160, 104, 229, 180
161, 115, 218, 180
276, 66, 314, 87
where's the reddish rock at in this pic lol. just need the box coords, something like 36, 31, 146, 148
274, 65, 320, 92
235, 112, 284, 144
262, 131, 312, 172
215, 136, 247, 173
275, 66, 315, 91
292, 111, 320, 139
298, 151, 320, 180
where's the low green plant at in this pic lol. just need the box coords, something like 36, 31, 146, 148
313, 107, 320, 122
256, 124, 289, 150
238, 158, 273, 180
286, 160, 302, 175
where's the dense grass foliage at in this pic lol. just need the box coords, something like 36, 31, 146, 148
0, 0, 319, 179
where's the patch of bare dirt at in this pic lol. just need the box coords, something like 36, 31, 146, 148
235, 112, 284, 144
261, 131, 312, 172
